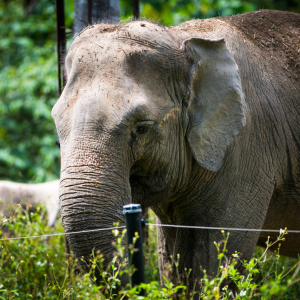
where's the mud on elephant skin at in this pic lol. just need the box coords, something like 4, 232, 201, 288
52, 10, 300, 285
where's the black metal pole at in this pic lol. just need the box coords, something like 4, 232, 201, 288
55, 0, 70, 264
55, 0, 66, 97
87, 0, 93, 24
141, 207, 148, 244
133, 0, 139, 20
123, 204, 145, 292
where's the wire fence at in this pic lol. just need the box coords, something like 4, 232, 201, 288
0, 223, 299, 242
147, 223, 300, 233
0, 226, 125, 242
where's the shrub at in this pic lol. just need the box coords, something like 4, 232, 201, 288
0, 206, 300, 299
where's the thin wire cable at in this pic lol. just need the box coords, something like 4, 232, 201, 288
146, 223, 300, 234
0, 226, 126, 242
1, 223, 300, 242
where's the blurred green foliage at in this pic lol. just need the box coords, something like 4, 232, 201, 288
0, 0, 299, 183
0, 0, 73, 183
121, 0, 300, 25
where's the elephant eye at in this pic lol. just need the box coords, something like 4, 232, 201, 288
136, 126, 148, 134
135, 120, 154, 135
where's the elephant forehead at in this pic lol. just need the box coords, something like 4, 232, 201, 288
68, 72, 177, 130
52, 23, 187, 132
71, 21, 177, 49
66, 21, 185, 77
62, 33, 182, 100
65, 39, 125, 81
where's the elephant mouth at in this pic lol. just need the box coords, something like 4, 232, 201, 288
130, 164, 164, 191
129, 173, 167, 201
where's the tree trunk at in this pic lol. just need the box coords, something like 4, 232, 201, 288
74, 0, 120, 38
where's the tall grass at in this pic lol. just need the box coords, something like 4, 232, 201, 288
0, 205, 299, 299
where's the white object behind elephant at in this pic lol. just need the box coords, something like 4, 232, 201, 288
0, 180, 60, 227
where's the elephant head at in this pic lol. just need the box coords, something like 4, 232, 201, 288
52, 21, 246, 277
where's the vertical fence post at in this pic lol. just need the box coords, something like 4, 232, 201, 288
133, 0, 139, 20
55, 0, 70, 262
141, 208, 148, 244
87, 0, 93, 24
55, 0, 66, 97
123, 204, 145, 292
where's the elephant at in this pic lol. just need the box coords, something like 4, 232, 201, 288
0, 180, 60, 227
52, 10, 300, 286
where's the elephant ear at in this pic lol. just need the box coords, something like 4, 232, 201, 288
182, 38, 246, 172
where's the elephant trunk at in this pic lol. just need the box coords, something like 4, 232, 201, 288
59, 159, 131, 274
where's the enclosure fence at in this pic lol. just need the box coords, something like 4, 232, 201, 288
1, 203, 299, 292
1, 223, 300, 242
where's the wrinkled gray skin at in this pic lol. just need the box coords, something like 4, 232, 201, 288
52, 10, 300, 285
0, 180, 60, 227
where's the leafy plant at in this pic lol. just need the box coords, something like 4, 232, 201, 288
1, 206, 300, 299
0, 0, 74, 183
121, 0, 300, 26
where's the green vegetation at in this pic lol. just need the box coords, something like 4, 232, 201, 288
0, 207, 300, 299
121, 0, 300, 25
0, 1, 61, 182
121, 0, 255, 25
